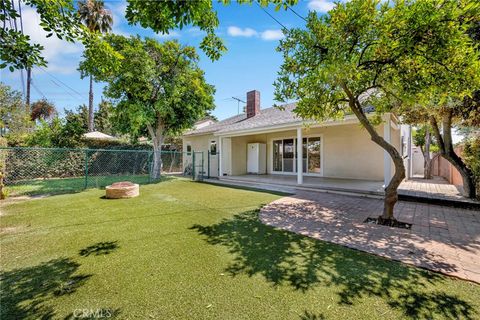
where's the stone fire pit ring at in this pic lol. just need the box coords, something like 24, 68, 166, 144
105, 181, 139, 199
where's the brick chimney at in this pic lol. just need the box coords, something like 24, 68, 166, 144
246, 90, 260, 118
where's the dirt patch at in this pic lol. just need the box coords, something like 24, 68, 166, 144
0, 225, 28, 235
0, 194, 48, 208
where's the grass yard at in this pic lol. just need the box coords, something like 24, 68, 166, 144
5, 174, 154, 197
1, 178, 479, 319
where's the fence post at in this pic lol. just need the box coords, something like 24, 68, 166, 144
84, 149, 89, 189
148, 151, 152, 183
201, 151, 204, 180
192, 151, 195, 180
207, 150, 210, 179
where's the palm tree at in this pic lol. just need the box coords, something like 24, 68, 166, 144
77, 0, 113, 132
31, 99, 56, 121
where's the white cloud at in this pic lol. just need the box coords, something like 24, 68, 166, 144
21, 6, 83, 74
106, 1, 131, 37
156, 31, 181, 39
260, 29, 285, 41
227, 26, 258, 38
308, 0, 336, 13
227, 26, 284, 41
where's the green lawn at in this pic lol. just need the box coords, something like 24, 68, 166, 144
1, 178, 479, 319
5, 174, 155, 197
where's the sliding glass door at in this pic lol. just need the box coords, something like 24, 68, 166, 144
272, 137, 322, 175
273, 140, 282, 171
283, 139, 295, 172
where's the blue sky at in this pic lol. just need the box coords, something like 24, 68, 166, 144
0, 0, 335, 120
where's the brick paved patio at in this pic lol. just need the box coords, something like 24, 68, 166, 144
260, 191, 480, 283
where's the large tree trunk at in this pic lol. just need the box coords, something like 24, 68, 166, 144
423, 127, 432, 179
430, 111, 476, 198
147, 120, 165, 180
342, 85, 405, 220
88, 75, 94, 132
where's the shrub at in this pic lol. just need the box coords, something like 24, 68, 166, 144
463, 135, 480, 199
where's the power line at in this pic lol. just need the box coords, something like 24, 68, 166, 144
286, 5, 307, 22
255, 1, 288, 30
31, 80, 46, 99
49, 79, 85, 103
38, 67, 85, 100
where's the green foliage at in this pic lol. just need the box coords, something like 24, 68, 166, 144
463, 136, 480, 196
27, 105, 88, 148
413, 126, 439, 153
0, 0, 83, 70
94, 100, 116, 136
124, 0, 297, 61
274, 0, 480, 123
87, 35, 215, 139
0, 83, 31, 136
125, 0, 224, 61
78, 34, 123, 79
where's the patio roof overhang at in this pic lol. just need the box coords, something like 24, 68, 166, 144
214, 113, 398, 138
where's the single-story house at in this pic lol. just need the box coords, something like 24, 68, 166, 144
183, 90, 411, 188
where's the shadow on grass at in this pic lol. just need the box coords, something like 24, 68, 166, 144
5, 175, 175, 198
79, 241, 119, 257
190, 209, 475, 320
299, 311, 326, 320
0, 258, 92, 319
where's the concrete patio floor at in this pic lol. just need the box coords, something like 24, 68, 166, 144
260, 191, 480, 283
216, 174, 479, 205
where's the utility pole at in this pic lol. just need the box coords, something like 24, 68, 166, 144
26, 68, 31, 111
231, 97, 245, 115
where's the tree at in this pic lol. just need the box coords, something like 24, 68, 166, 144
274, 0, 480, 221
94, 99, 115, 135
1, 0, 82, 71
124, 0, 296, 61
87, 36, 215, 179
30, 99, 56, 122
413, 125, 438, 179
77, 0, 113, 132
0, 83, 31, 136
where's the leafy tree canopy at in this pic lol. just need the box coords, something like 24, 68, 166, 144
124, 0, 297, 61
0, 83, 31, 134
0, 0, 83, 70
85, 35, 215, 178
274, 0, 480, 216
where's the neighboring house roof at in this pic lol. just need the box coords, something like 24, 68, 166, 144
194, 119, 217, 130
82, 131, 116, 140
184, 103, 299, 136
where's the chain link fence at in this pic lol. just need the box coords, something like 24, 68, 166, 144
0, 147, 204, 197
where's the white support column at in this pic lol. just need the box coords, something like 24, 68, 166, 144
218, 137, 223, 177
383, 117, 392, 187
297, 127, 303, 185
